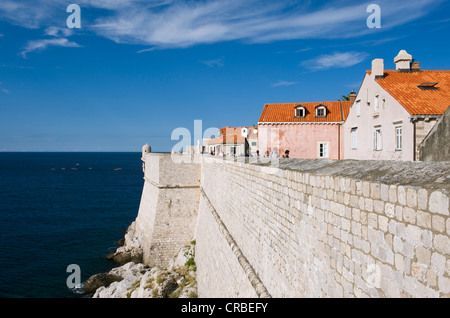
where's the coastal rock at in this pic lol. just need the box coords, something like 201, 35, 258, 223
168, 242, 195, 271
89, 241, 198, 298
109, 221, 143, 264
92, 262, 149, 298
83, 272, 123, 294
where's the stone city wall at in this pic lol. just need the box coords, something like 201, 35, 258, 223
135, 153, 201, 267
195, 156, 450, 297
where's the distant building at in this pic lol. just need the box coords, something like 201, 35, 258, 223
343, 50, 450, 161
257, 100, 352, 159
207, 126, 258, 156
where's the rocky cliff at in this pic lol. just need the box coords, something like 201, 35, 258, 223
83, 222, 197, 298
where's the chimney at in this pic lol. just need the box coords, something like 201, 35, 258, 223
349, 89, 357, 106
411, 60, 421, 72
394, 50, 413, 72
372, 59, 384, 78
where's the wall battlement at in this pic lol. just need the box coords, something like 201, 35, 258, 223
137, 153, 450, 297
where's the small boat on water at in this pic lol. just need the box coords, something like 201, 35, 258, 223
114, 168, 122, 171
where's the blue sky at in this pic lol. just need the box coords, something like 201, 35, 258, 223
0, 0, 449, 152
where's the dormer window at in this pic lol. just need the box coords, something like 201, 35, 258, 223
417, 82, 439, 90
315, 105, 327, 118
295, 106, 306, 118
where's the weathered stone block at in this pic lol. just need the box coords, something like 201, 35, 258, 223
433, 234, 450, 255
406, 188, 417, 209
378, 215, 389, 232
438, 276, 450, 295
416, 211, 431, 229
385, 203, 395, 218
373, 200, 384, 214
388, 185, 397, 204
432, 215, 445, 233
403, 207, 416, 224
398, 186, 406, 206
381, 184, 389, 202
429, 191, 449, 216
362, 181, 370, 198
365, 198, 374, 212
395, 205, 403, 221
427, 269, 437, 287
368, 213, 377, 228
395, 253, 404, 271
417, 189, 428, 211
371, 183, 381, 200
415, 246, 431, 266
431, 252, 446, 276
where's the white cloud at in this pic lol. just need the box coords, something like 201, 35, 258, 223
137, 47, 156, 54
45, 26, 74, 38
272, 80, 296, 87
0, 0, 445, 50
302, 51, 369, 71
200, 57, 225, 68
20, 38, 80, 58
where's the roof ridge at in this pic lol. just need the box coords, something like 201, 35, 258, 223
265, 100, 351, 105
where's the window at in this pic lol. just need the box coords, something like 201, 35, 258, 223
295, 106, 306, 118
374, 95, 380, 113
351, 128, 358, 149
251, 142, 257, 146
373, 128, 382, 151
356, 100, 361, 117
230, 147, 236, 155
395, 126, 402, 150
318, 142, 329, 158
316, 106, 326, 118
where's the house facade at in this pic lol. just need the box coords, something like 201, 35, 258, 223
258, 100, 351, 159
343, 50, 450, 161
207, 126, 258, 156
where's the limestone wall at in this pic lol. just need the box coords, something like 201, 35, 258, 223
196, 156, 450, 297
135, 153, 201, 267
419, 107, 450, 162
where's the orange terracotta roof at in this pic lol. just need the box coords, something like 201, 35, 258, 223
368, 70, 450, 116
209, 126, 257, 145
219, 126, 258, 138
258, 101, 350, 123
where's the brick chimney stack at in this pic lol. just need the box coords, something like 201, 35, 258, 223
349, 89, 357, 106
411, 60, 421, 72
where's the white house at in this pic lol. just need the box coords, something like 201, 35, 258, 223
344, 50, 450, 161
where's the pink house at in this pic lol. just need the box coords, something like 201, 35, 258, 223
257, 100, 351, 159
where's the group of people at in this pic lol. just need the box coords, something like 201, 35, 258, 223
208, 148, 290, 158
259, 148, 290, 158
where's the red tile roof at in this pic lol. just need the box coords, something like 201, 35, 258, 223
209, 126, 257, 145
219, 127, 258, 138
258, 101, 350, 123
369, 70, 450, 116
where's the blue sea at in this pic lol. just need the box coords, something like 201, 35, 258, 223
0, 152, 144, 298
